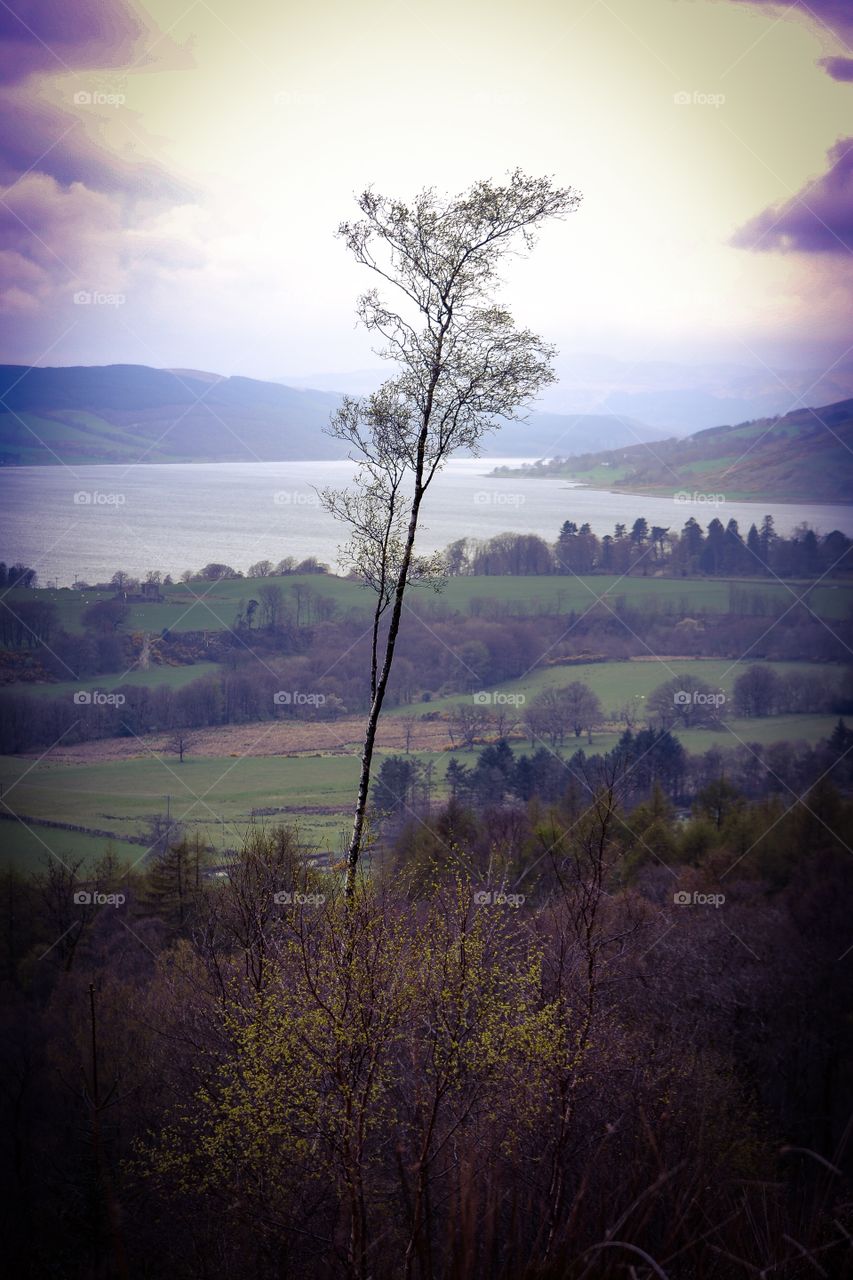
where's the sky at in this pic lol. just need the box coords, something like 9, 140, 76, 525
0, 0, 851, 382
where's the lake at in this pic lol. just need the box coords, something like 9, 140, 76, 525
2, 458, 851, 587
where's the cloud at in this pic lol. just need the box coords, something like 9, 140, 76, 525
0, 91, 191, 200
0, 0, 200, 334
0, 0, 148, 86
728, 0, 853, 46
818, 55, 853, 81
728, 3, 852, 259
733, 137, 853, 254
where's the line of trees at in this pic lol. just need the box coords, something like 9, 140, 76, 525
72, 558, 332, 592
371, 719, 853, 825
446, 515, 853, 578
0, 561, 38, 588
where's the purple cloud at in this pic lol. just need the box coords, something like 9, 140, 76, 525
819, 55, 853, 81
0, 0, 197, 342
733, 137, 853, 254
728, 0, 853, 45
0, 0, 145, 86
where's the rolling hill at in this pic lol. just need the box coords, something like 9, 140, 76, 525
491, 399, 853, 504
0, 364, 666, 466
0, 364, 346, 465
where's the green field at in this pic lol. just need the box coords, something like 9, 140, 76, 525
0, 705, 841, 875
390, 658, 845, 718
0, 823, 135, 874
6, 661, 221, 700
6, 575, 372, 635
0, 745, 490, 874
0, 751, 364, 873
7, 571, 852, 637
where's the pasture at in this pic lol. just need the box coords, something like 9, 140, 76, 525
6, 571, 851, 639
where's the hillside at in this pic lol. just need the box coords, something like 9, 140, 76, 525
0, 364, 347, 465
0, 364, 667, 465
492, 399, 853, 504
481, 411, 668, 456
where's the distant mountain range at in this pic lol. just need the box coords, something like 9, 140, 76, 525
492, 399, 853, 504
536, 353, 853, 433
486, 412, 668, 456
283, 354, 853, 434
0, 364, 667, 466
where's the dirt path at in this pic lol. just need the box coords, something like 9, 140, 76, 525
32, 714, 463, 765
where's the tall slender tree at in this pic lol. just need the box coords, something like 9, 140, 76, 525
324, 171, 580, 895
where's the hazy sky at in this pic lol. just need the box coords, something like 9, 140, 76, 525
1, 0, 851, 379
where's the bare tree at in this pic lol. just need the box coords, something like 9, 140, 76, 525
167, 732, 195, 763
448, 703, 491, 750
323, 172, 579, 895
400, 713, 417, 754
258, 583, 284, 631
247, 559, 274, 579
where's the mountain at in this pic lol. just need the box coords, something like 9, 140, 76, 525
481, 412, 668, 457
0, 364, 665, 466
492, 399, 853, 504
534, 353, 853, 433
0, 364, 347, 465
281, 354, 853, 435
276, 368, 387, 396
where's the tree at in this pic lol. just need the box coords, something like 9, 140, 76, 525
733, 664, 782, 717
561, 680, 604, 739
400, 713, 417, 754
524, 687, 567, 747
143, 834, 204, 926
630, 517, 648, 546
444, 537, 471, 576
524, 681, 602, 747
449, 702, 491, 750
371, 755, 423, 816
247, 559, 274, 578
648, 673, 725, 728
258, 584, 284, 630
200, 563, 238, 581
678, 517, 704, 572
167, 731, 196, 763
323, 171, 579, 895
746, 523, 761, 570
82, 599, 129, 634
650, 525, 669, 560
445, 757, 469, 801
